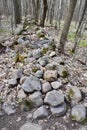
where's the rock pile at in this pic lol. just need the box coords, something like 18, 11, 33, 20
0, 27, 87, 126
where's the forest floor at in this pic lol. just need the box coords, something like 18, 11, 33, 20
0, 18, 87, 130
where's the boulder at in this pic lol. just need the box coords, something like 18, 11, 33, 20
50, 102, 66, 116
21, 75, 42, 93
44, 90, 64, 107
29, 91, 43, 107
44, 70, 58, 82
42, 82, 52, 93
19, 122, 42, 130
71, 105, 86, 122
51, 80, 62, 89
33, 105, 48, 119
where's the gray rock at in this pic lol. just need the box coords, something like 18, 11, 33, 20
29, 91, 43, 107
35, 70, 43, 78
18, 38, 25, 45
8, 78, 17, 87
21, 75, 42, 93
33, 49, 42, 59
53, 57, 64, 65
58, 65, 68, 77
38, 40, 50, 45
50, 102, 66, 116
19, 122, 42, 130
2, 103, 16, 115
28, 52, 33, 58
44, 90, 64, 107
17, 89, 26, 99
0, 111, 3, 117
29, 43, 39, 49
71, 105, 86, 122
14, 69, 23, 79
79, 126, 87, 130
44, 70, 58, 82
36, 30, 45, 38
51, 81, 62, 89
33, 105, 48, 119
46, 62, 57, 70
1, 128, 7, 130
68, 85, 82, 103
25, 40, 30, 47
20, 76, 28, 84
50, 51, 56, 57
38, 57, 48, 66
42, 82, 52, 93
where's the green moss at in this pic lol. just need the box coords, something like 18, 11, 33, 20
32, 67, 38, 73
23, 100, 33, 109
82, 118, 87, 125
18, 99, 34, 110
42, 48, 48, 54
0, 98, 3, 104
62, 70, 68, 78
35, 27, 40, 31
60, 61, 65, 65
50, 44, 56, 51
68, 32, 75, 42
37, 33, 45, 38
71, 115, 77, 120
15, 54, 25, 63
0, 29, 6, 33
68, 88, 74, 100
79, 40, 87, 47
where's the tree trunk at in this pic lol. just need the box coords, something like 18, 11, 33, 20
58, 0, 77, 53
40, 0, 48, 27
13, 0, 21, 25
72, 0, 87, 52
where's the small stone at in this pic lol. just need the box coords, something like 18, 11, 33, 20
27, 113, 33, 119
16, 117, 21, 122
17, 89, 26, 99
33, 49, 42, 59
25, 40, 30, 47
42, 82, 52, 93
50, 51, 56, 57
19, 122, 42, 130
1, 128, 7, 130
8, 78, 17, 87
35, 70, 43, 78
36, 30, 45, 38
38, 57, 48, 66
51, 81, 62, 89
68, 85, 82, 103
21, 75, 42, 93
44, 90, 64, 107
18, 38, 25, 45
46, 62, 57, 70
2, 103, 16, 115
29, 91, 43, 107
71, 105, 86, 122
20, 76, 28, 84
44, 70, 58, 82
50, 102, 66, 116
58, 65, 68, 78
79, 126, 87, 130
14, 69, 23, 79
33, 105, 48, 119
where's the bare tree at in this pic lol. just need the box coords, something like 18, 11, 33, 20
58, 0, 77, 53
13, 0, 22, 25
40, 0, 48, 27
